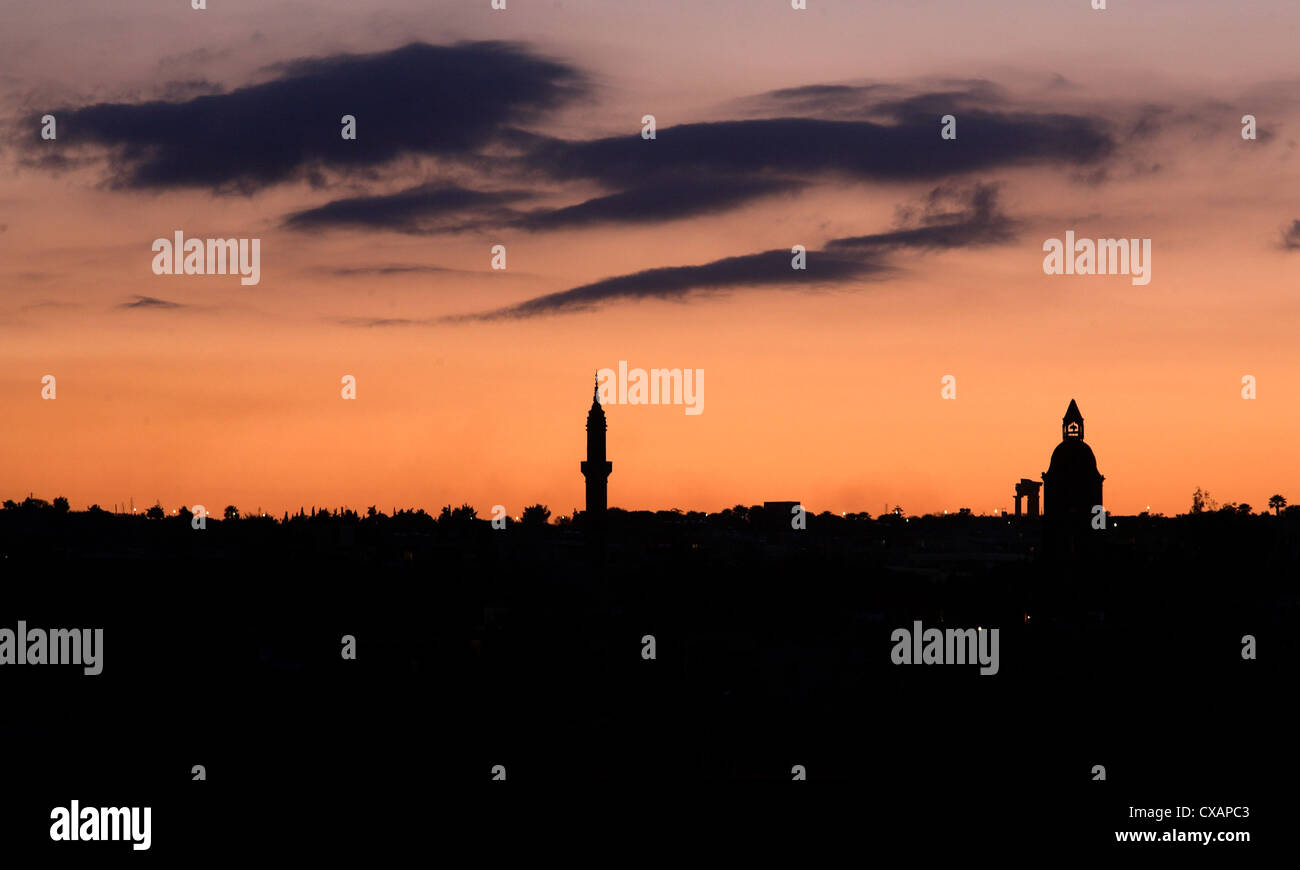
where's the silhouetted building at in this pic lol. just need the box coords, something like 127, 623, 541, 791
580, 377, 612, 520
762, 501, 802, 538
1042, 399, 1103, 536
1014, 479, 1041, 518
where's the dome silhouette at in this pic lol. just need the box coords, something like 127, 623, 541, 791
1047, 438, 1100, 478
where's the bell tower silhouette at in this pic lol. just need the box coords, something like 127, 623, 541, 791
1042, 398, 1104, 544
1062, 398, 1084, 441
580, 375, 612, 519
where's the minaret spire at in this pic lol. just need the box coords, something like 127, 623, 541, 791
581, 376, 612, 523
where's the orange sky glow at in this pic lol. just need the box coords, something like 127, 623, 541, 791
3, 1, 1299, 518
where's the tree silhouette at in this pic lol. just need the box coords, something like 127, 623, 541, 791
438, 504, 477, 524
224, 505, 240, 521
1269, 494, 1287, 516
1237, 503, 1253, 516
52, 496, 70, 513
146, 503, 165, 520
521, 504, 551, 526
1191, 488, 1210, 514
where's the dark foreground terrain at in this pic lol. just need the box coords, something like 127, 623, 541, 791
1, 504, 1295, 855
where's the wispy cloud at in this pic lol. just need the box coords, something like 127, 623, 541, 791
826, 182, 1013, 250
447, 184, 1013, 321
320, 264, 463, 277
446, 248, 888, 322
20, 299, 77, 310
285, 183, 528, 233
119, 295, 184, 309
335, 316, 430, 328
1281, 219, 1300, 250
511, 174, 803, 231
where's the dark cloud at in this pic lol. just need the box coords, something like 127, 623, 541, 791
155, 80, 224, 102
321, 264, 461, 277
827, 183, 1014, 250
867, 88, 1009, 123
39, 42, 582, 193
513, 174, 803, 231
290, 173, 801, 234
336, 317, 428, 328
766, 84, 878, 101
450, 184, 1013, 321
742, 79, 1064, 122
525, 114, 1112, 189
447, 248, 887, 322
1281, 220, 1300, 250
30, 51, 1113, 266
32, 51, 1113, 243
741, 83, 894, 117
284, 183, 529, 233
119, 295, 183, 309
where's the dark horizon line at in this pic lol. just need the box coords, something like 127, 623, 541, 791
2, 494, 1292, 522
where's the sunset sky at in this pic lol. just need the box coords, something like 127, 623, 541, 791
3, 0, 1300, 518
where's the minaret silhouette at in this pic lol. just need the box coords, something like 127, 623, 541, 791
580, 375, 612, 519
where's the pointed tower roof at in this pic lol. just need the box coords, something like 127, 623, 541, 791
1061, 399, 1084, 441
587, 373, 607, 430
